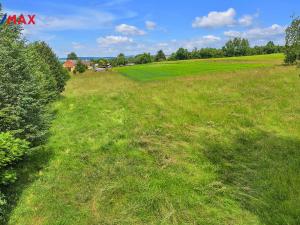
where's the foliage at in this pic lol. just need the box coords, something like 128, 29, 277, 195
25, 43, 58, 102
134, 53, 152, 64
174, 47, 190, 60
98, 59, 109, 67
107, 39, 285, 67
32, 41, 70, 93
0, 6, 68, 222
0, 20, 49, 145
67, 52, 78, 60
0, 132, 29, 185
0, 132, 29, 222
285, 16, 300, 64
114, 53, 127, 66
154, 50, 166, 62
75, 60, 86, 73
223, 38, 250, 57
264, 41, 276, 54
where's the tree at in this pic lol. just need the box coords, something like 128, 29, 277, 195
115, 53, 127, 66
0, 5, 69, 220
239, 38, 250, 56
284, 16, 300, 64
67, 52, 78, 60
98, 58, 108, 67
264, 41, 276, 54
155, 50, 166, 62
135, 53, 152, 64
25, 42, 58, 102
33, 42, 69, 93
252, 46, 264, 55
199, 48, 224, 59
174, 48, 190, 60
75, 60, 86, 73
223, 38, 250, 57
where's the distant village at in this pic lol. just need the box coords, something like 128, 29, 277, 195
63, 59, 114, 72
62, 52, 139, 73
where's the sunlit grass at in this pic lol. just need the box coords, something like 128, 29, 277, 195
8, 54, 300, 225
114, 54, 284, 81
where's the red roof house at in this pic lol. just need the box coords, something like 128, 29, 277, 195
63, 60, 76, 71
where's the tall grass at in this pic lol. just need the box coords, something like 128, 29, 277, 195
7, 55, 300, 225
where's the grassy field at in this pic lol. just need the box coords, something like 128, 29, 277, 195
7, 54, 300, 225
114, 54, 283, 81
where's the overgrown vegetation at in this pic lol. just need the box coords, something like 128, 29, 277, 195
74, 60, 87, 74
0, 6, 69, 223
91, 38, 284, 68
285, 16, 300, 64
8, 55, 300, 224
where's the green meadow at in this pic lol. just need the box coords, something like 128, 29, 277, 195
7, 54, 300, 224
114, 54, 283, 81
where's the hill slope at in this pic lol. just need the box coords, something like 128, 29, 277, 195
8, 55, 300, 225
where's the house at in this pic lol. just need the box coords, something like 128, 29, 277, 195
95, 67, 106, 72
63, 60, 76, 71
94, 63, 112, 72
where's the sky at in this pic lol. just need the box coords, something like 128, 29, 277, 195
1, 0, 299, 57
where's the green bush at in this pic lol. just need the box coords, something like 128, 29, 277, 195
285, 17, 300, 64
0, 5, 69, 221
0, 132, 29, 184
75, 60, 86, 73
0, 132, 29, 221
32, 41, 70, 93
0, 21, 50, 145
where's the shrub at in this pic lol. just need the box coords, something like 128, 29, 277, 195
25, 43, 58, 102
75, 60, 86, 73
0, 132, 29, 221
0, 20, 51, 145
285, 16, 300, 64
32, 41, 70, 93
0, 132, 29, 184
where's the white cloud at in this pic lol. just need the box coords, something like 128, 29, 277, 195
115, 24, 146, 35
91, 34, 223, 57
33, 10, 115, 31
181, 35, 222, 49
202, 35, 221, 41
224, 30, 242, 38
238, 15, 254, 26
224, 24, 285, 39
245, 24, 285, 39
145, 21, 156, 30
97, 35, 133, 46
192, 8, 236, 28
72, 42, 84, 49
192, 8, 259, 28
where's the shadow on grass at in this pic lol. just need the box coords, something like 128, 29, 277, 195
203, 129, 300, 225
1, 145, 54, 224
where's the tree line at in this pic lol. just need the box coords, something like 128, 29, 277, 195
104, 39, 285, 67
0, 6, 69, 222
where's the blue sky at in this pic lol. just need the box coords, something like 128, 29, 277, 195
2, 0, 299, 57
